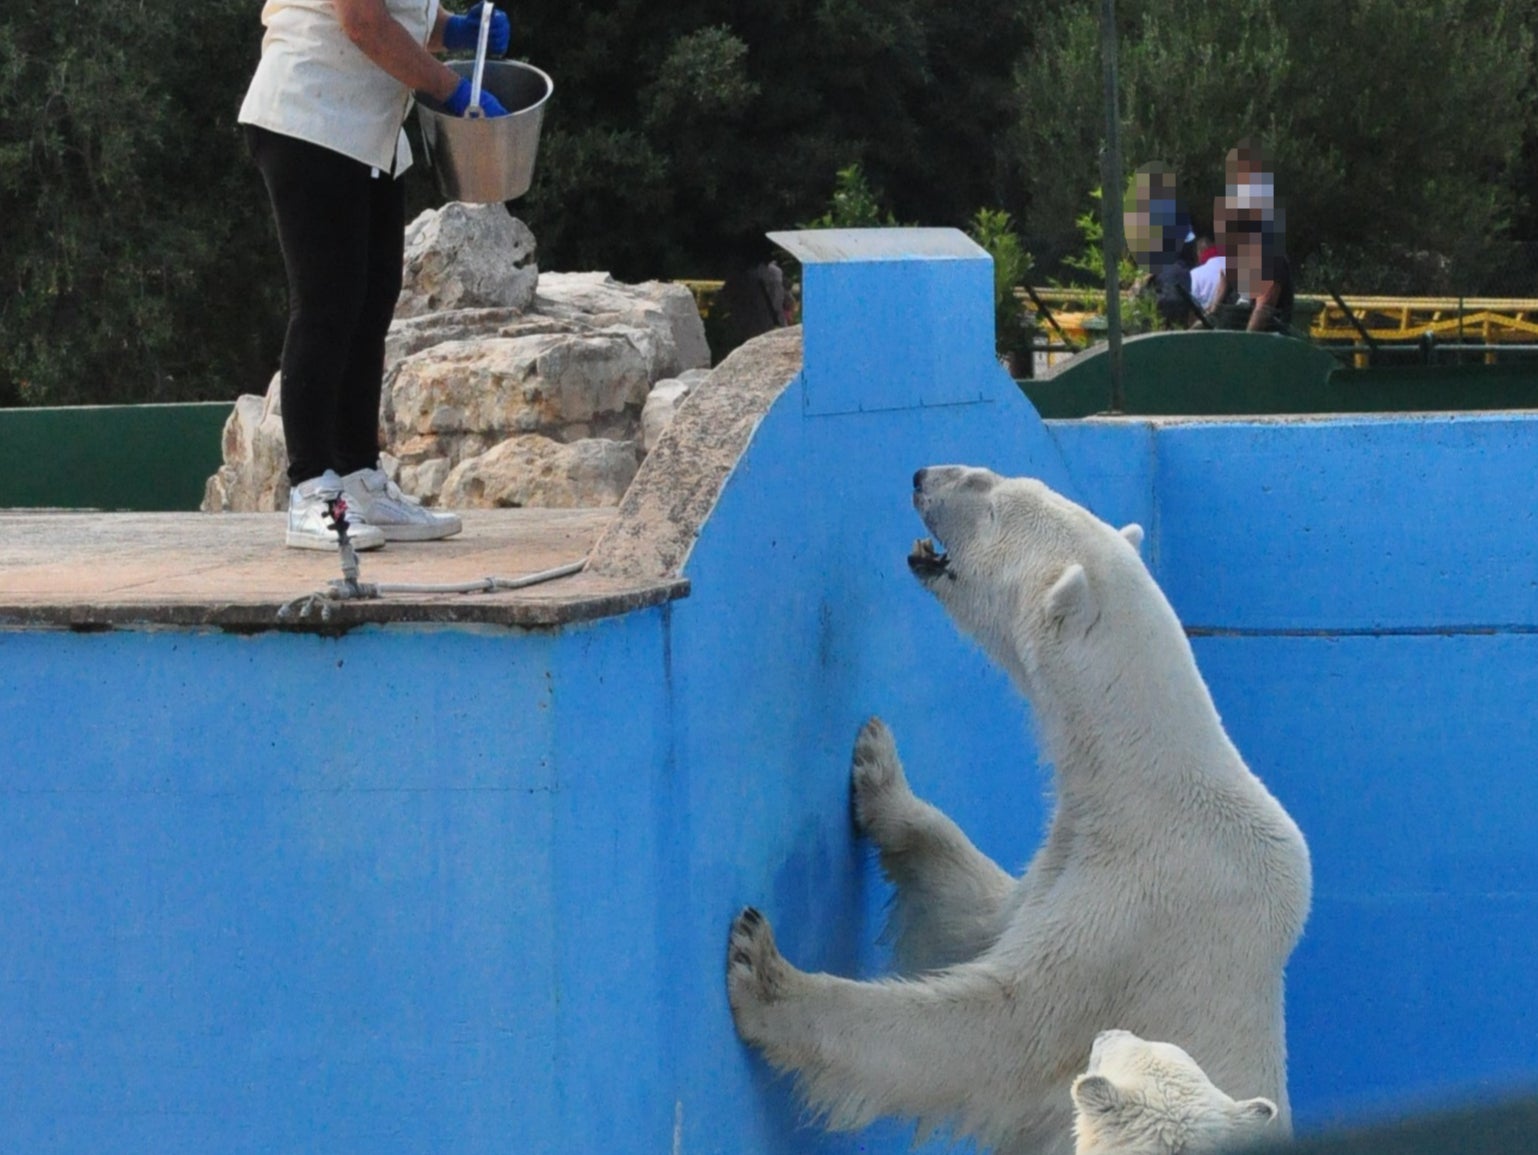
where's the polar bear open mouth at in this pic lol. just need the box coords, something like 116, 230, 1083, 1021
908, 537, 951, 580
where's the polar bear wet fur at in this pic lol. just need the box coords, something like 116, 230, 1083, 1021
1071, 1029, 1279, 1155
727, 466, 1312, 1155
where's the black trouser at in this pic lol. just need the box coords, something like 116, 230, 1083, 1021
246, 125, 405, 487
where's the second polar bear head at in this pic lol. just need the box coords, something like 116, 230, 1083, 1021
908, 467, 1163, 693
1070, 1029, 1278, 1155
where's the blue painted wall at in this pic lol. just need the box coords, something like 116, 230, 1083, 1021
4, 236, 1538, 1152
1050, 414, 1538, 1127
0, 621, 677, 1154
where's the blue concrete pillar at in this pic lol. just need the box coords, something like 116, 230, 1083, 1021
769, 228, 1002, 416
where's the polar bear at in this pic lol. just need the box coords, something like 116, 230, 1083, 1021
727, 467, 1311, 1155
1071, 1029, 1279, 1155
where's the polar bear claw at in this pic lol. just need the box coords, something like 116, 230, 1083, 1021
728, 908, 785, 1005
850, 716, 914, 841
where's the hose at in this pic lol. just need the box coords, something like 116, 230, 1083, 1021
276, 500, 587, 622
329, 559, 586, 599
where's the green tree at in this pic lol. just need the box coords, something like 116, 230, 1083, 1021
967, 207, 1036, 368
0, 1, 283, 406
505, 0, 1031, 279
800, 163, 903, 229
1011, 0, 1536, 294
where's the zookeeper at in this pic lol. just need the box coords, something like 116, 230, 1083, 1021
239, 0, 510, 550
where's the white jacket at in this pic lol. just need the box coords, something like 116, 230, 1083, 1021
239, 0, 441, 174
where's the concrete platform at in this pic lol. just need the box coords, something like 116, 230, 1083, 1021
0, 508, 688, 632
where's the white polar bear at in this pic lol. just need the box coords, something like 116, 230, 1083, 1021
727, 467, 1312, 1155
1071, 1029, 1279, 1155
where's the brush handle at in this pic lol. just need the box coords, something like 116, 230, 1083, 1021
466, 2, 495, 118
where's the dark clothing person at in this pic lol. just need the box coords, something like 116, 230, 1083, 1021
238, 0, 510, 549
246, 126, 406, 487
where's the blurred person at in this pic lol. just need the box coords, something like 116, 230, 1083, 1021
1124, 162, 1194, 276
1124, 164, 1202, 329
1148, 232, 1202, 329
717, 237, 791, 351
1188, 231, 1228, 320
1236, 221, 1295, 333
1215, 141, 1292, 333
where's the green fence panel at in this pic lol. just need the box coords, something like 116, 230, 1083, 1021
0, 402, 233, 511
1024, 331, 1538, 418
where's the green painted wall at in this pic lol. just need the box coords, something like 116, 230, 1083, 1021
0, 402, 232, 511
1024, 331, 1538, 417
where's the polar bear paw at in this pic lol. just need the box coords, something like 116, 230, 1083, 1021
851, 716, 918, 843
727, 907, 794, 1038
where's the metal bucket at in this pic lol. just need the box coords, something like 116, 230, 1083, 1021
415, 60, 553, 203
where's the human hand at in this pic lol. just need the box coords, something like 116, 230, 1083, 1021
444, 3, 510, 56
443, 76, 510, 118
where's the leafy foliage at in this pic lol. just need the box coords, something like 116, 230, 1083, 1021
799, 164, 903, 230
0, 0, 283, 405
1058, 188, 1140, 293
510, 0, 1030, 279
1, 0, 1535, 404
1012, 0, 1536, 293
966, 208, 1037, 362
1053, 187, 1158, 334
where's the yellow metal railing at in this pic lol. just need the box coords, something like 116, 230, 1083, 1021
1020, 288, 1538, 342
682, 279, 1538, 366
677, 279, 725, 318
1299, 295, 1538, 344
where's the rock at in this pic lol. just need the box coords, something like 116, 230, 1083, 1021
383, 329, 653, 451
440, 435, 638, 509
399, 457, 452, 504
385, 306, 528, 370
204, 204, 713, 515
200, 373, 288, 512
535, 272, 710, 379
395, 203, 538, 319
640, 368, 711, 455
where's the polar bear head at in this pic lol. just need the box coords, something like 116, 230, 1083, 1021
1070, 1029, 1278, 1155
907, 466, 1158, 696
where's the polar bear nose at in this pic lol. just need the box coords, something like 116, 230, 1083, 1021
913, 469, 928, 491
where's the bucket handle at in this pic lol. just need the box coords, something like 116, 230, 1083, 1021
466, 1, 496, 118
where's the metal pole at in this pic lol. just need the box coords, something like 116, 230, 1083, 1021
1100, 0, 1125, 412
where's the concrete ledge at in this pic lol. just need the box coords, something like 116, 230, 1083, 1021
586, 325, 804, 581
0, 508, 687, 633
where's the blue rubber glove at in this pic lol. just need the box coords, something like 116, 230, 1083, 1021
443, 76, 510, 118
444, 3, 510, 56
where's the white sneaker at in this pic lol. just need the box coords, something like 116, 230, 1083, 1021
340, 466, 462, 542
286, 470, 387, 552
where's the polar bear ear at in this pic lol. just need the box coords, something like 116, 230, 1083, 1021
1232, 1097, 1278, 1125
1046, 563, 1097, 636
1071, 1074, 1122, 1116
1119, 523, 1144, 552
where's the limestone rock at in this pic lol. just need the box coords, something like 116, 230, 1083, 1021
385, 306, 532, 371
440, 435, 638, 509
383, 330, 653, 453
201, 373, 288, 512
640, 368, 711, 455
203, 204, 713, 514
398, 456, 453, 504
535, 272, 710, 379
396, 203, 538, 319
